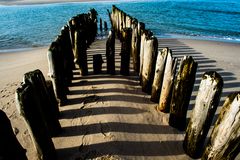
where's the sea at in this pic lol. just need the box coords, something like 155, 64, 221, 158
0, 0, 240, 51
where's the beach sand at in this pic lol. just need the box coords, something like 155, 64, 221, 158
0, 38, 240, 160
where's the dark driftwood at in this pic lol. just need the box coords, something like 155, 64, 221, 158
151, 48, 168, 103
158, 50, 177, 112
16, 83, 57, 160
106, 30, 115, 74
202, 92, 240, 160
104, 21, 108, 31
100, 18, 103, 32
120, 28, 132, 76
0, 110, 27, 160
183, 71, 223, 158
141, 36, 158, 93
74, 29, 88, 75
24, 70, 61, 137
47, 41, 68, 106
169, 56, 197, 131
93, 54, 103, 74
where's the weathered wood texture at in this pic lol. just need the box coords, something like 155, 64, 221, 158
99, 18, 103, 31
183, 71, 223, 158
16, 83, 57, 160
131, 19, 139, 73
202, 92, 240, 160
158, 50, 177, 112
169, 56, 198, 131
23, 70, 61, 137
120, 28, 132, 76
151, 48, 168, 103
47, 41, 68, 106
74, 29, 88, 75
0, 110, 27, 160
141, 36, 158, 93
106, 30, 116, 74
139, 30, 152, 85
135, 22, 145, 73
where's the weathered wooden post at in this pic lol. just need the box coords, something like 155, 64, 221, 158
150, 48, 168, 103
158, 51, 177, 112
135, 22, 145, 73
106, 30, 115, 74
99, 18, 103, 32
141, 36, 158, 93
0, 110, 27, 160
47, 41, 68, 106
74, 29, 88, 75
202, 92, 240, 160
139, 30, 152, 85
120, 28, 132, 76
111, 5, 117, 32
169, 56, 197, 131
93, 54, 103, 74
183, 71, 223, 158
16, 83, 57, 160
131, 18, 139, 73
68, 18, 76, 50
104, 21, 108, 31
61, 25, 75, 71
24, 70, 61, 137
46, 80, 60, 118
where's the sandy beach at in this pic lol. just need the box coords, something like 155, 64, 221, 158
1, 38, 240, 159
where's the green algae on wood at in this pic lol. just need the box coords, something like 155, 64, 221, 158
169, 56, 197, 131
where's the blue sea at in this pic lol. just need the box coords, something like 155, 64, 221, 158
0, 0, 240, 51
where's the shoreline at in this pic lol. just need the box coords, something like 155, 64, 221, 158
1, 37, 239, 53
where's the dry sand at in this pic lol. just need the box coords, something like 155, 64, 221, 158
0, 38, 240, 160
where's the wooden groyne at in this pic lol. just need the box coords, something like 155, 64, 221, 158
3, 5, 238, 160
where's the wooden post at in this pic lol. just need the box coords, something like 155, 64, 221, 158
106, 29, 115, 74
131, 19, 139, 73
183, 71, 223, 158
24, 70, 61, 137
0, 110, 27, 160
139, 30, 152, 85
16, 83, 57, 160
120, 28, 132, 76
99, 18, 102, 32
202, 92, 240, 160
158, 50, 177, 112
141, 36, 158, 93
61, 25, 75, 71
135, 22, 145, 73
150, 48, 168, 103
47, 41, 68, 106
74, 29, 88, 75
104, 21, 108, 31
169, 56, 197, 131
46, 80, 60, 118
93, 54, 103, 74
